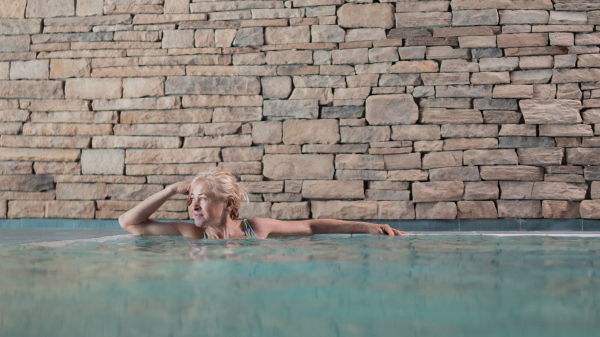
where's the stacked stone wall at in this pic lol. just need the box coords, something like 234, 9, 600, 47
1, 0, 600, 221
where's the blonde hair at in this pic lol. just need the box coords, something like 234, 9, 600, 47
190, 169, 248, 219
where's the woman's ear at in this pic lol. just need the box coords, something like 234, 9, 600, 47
226, 197, 234, 210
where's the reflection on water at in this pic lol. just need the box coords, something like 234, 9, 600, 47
1, 236, 599, 337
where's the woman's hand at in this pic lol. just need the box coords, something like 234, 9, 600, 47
168, 180, 192, 195
376, 224, 408, 237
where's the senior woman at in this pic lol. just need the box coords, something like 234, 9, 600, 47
118, 170, 408, 240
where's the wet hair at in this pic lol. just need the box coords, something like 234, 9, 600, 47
189, 169, 248, 219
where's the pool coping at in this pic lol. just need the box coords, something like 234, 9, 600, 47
1, 218, 599, 231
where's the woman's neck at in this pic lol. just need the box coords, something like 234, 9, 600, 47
205, 217, 242, 239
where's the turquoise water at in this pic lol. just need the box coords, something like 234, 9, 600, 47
1, 235, 599, 337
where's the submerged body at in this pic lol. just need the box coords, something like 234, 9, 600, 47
118, 170, 407, 240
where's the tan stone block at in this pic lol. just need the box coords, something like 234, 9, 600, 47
542, 200, 580, 218
183, 95, 262, 108
471, 72, 511, 84
183, 134, 252, 148
263, 154, 333, 180
92, 136, 181, 149
365, 189, 410, 201
81, 149, 124, 175
311, 25, 345, 43
463, 149, 518, 165
24, 99, 89, 112
29, 111, 114, 124
8, 200, 42, 218
311, 200, 376, 219
337, 4, 394, 29
413, 141, 443, 152
395, 12, 451, 28
391, 125, 440, 141
422, 151, 462, 169
55, 174, 144, 184
441, 124, 498, 138
26, 0, 74, 18
56, 183, 106, 200
106, 184, 163, 201
380, 153, 420, 171
517, 148, 564, 166
0, 148, 80, 162
126, 148, 220, 164
429, 167, 481, 181
293, 75, 345, 88
497, 200, 541, 218
65, 78, 121, 99
365, 94, 418, 126
566, 148, 600, 165
165, 76, 260, 96
238, 202, 271, 219
519, 99, 582, 124
265, 26, 309, 45
552, 68, 600, 83
265, 50, 312, 65
0, 161, 31, 174
282, 119, 339, 145
77, 0, 103, 16
0, 135, 90, 149
0, 0, 27, 18
91, 65, 185, 78
457, 201, 497, 219
212, 107, 262, 122
499, 124, 536, 136
22, 123, 112, 136
0, 80, 63, 99
251, 121, 282, 144
9, 60, 48, 80
118, 109, 203, 125
420, 109, 483, 124
480, 165, 544, 181
412, 181, 464, 202
49, 58, 91, 79
333, 154, 382, 170
217, 161, 261, 175
415, 202, 456, 219
0, 109, 27, 122
125, 163, 214, 176
0, 122, 22, 134
122, 77, 163, 98
386, 170, 427, 181
0, 174, 53, 193
464, 181, 499, 200
0, 191, 55, 201
221, 147, 262, 162
92, 97, 180, 110
290, 88, 332, 105
302, 180, 363, 199
389, 60, 438, 73
0, 35, 29, 53
531, 182, 587, 200
202, 122, 241, 136
270, 202, 309, 220
32, 162, 79, 175
340, 126, 390, 143
260, 76, 292, 99
443, 138, 498, 151
499, 181, 534, 199
49, 201, 96, 218
580, 200, 600, 219
493, 85, 533, 99
162, 29, 194, 49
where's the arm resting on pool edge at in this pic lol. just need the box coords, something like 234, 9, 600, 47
118, 181, 197, 238
251, 218, 408, 238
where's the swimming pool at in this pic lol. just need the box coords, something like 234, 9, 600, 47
1, 233, 599, 337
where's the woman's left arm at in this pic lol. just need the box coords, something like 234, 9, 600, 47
250, 218, 408, 238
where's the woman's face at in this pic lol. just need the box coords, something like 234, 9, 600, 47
188, 182, 228, 228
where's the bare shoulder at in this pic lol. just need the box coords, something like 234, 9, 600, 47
122, 219, 203, 239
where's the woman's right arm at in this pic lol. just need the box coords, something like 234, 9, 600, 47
118, 181, 197, 237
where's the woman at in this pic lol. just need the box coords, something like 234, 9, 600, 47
118, 170, 408, 239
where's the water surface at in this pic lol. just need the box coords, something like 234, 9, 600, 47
1, 235, 599, 337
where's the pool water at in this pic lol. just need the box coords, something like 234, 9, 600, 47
1, 235, 599, 337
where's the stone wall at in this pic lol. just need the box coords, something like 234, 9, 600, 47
1, 0, 600, 222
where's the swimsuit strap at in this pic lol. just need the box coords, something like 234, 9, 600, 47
200, 219, 256, 240
242, 218, 258, 239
